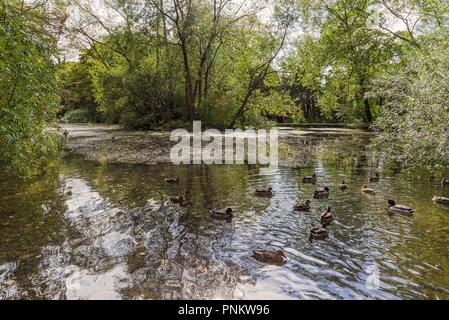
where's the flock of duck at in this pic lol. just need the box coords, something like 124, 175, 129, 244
165, 175, 449, 266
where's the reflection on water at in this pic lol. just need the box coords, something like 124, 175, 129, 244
1, 129, 449, 300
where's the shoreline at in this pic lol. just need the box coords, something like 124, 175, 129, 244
48, 123, 371, 168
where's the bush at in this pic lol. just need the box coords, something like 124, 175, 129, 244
0, 2, 60, 177
372, 31, 449, 173
62, 109, 96, 123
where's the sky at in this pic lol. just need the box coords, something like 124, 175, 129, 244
59, 0, 416, 61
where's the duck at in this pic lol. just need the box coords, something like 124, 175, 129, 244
255, 187, 273, 198
303, 174, 317, 183
314, 187, 330, 199
252, 250, 287, 266
170, 196, 192, 207
210, 208, 234, 221
369, 173, 380, 182
433, 196, 449, 206
309, 226, 329, 241
339, 181, 348, 191
361, 186, 375, 194
294, 200, 311, 212
165, 177, 180, 184
441, 178, 449, 188
170, 196, 185, 204
387, 200, 414, 216
320, 207, 334, 225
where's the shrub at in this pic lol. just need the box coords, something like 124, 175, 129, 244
62, 109, 96, 124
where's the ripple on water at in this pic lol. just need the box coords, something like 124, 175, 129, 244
1, 130, 449, 299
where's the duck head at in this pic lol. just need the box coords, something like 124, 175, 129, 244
225, 208, 233, 214
324, 187, 330, 192
388, 200, 396, 207
276, 250, 286, 259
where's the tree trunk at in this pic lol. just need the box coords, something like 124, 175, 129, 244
364, 97, 372, 124
229, 89, 253, 128
180, 42, 194, 122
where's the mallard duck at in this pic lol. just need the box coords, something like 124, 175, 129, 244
170, 196, 192, 207
320, 207, 334, 225
294, 200, 311, 212
441, 178, 449, 188
170, 196, 185, 204
433, 196, 449, 206
303, 174, 317, 183
388, 200, 414, 216
165, 177, 180, 184
309, 226, 329, 241
361, 186, 375, 194
369, 173, 380, 182
314, 187, 330, 199
210, 208, 234, 221
255, 187, 273, 197
252, 250, 286, 266
339, 181, 348, 191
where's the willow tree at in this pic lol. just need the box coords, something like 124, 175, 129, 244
0, 1, 64, 176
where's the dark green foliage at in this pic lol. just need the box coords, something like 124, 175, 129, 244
57, 61, 100, 122
0, 1, 60, 177
62, 109, 96, 124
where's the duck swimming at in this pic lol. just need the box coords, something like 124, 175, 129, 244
210, 208, 234, 221
165, 178, 180, 184
321, 207, 334, 226
170, 196, 184, 203
339, 181, 348, 191
361, 186, 375, 194
170, 196, 192, 207
441, 178, 449, 188
255, 187, 273, 197
294, 200, 311, 212
252, 250, 287, 266
314, 187, 330, 199
388, 200, 414, 216
369, 173, 380, 182
309, 226, 329, 241
303, 174, 317, 183
433, 196, 449, 206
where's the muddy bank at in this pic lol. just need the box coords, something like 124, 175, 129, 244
50, 124, 372, 167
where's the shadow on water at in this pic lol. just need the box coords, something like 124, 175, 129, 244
1, 129, 449, 300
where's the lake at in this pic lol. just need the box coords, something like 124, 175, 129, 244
1, 128, 448, 300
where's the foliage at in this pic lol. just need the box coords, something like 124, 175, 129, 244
1, 0, 448, 176
57, 61, 100, 122
62, 109, 95, 123
372, 30, 449, 172
66, 0, 298, 129
0, 1, 61, 177
284, 0, 398, 126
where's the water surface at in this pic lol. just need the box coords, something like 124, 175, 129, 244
1, 129, 448, 300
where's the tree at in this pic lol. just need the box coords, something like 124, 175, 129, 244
0, 0, 64, 176
57, 60, 100, 122
372, 30, 449, 172
284, 0, 398, 126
